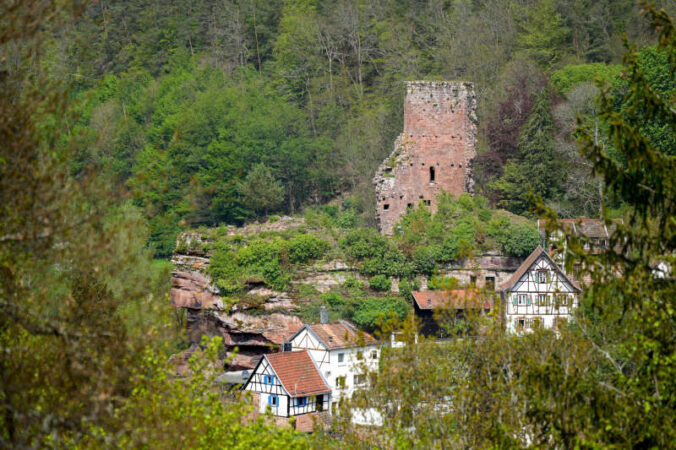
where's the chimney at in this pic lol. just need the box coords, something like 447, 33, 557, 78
320, 305, 328, 324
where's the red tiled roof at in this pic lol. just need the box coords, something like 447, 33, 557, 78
499, 245, 581, 292
307, 321, 378, 350
266, 350, 331, 397
411, 289, 489, 310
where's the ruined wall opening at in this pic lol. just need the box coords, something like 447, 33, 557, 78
429, 166, 435, 182
383, 204, 390, 210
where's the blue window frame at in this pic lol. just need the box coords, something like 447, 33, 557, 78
295, 397, 307, 407
263, 375, 275, 385
268, 395, 279, 406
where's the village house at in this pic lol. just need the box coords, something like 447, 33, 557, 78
241, 350, 331, 431
411, 290, 492, 337
538, 217, 623, 265
285, 311, 379, 413
500, 246, 581, 333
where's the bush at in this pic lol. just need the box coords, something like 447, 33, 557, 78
502, 223, 541, 257
412, 246, 438, 274
287, 234, 328, 263
352, 297, 410, 330
369, 275, 391, 292
336, 209, 357, 229
340, 228, 388, 260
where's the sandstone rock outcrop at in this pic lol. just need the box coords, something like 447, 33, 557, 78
374, 81, 477, 235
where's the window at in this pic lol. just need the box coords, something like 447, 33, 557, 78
429, 166, 436, 182
263, 375, 275, 385
268, 395, 279, 406
295, 397, 307, 407
515, 294, 529, 306
423, 199, 431, 206
407, 203, 413, 209
370, 350, 378, 360
516, 318, 525, 329
354, 374, 366, 386
383, 204, 390, 210
538, 294, 546, 306
485, 276, 495, 290
283, 343, 292, 352
336, 376, 346, 389
538, 271, 547, 284
470, 275, 477, 285
337, 353, 345, 363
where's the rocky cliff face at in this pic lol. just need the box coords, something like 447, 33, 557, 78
170, 220, 365, 370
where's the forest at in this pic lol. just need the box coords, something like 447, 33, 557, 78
1, 0, 675, 447
48, 0, 674, 255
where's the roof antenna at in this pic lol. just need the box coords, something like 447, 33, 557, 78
320, 305, 328, 324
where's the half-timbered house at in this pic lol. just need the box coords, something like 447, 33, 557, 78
286, 319, 379, 412
242, 350, 331, 418
500, 246, 581, 333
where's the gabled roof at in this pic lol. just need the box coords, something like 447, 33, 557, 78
500, 245, 581, 292
412, 290, 490, 310
538, 217, 623, 239
255, 350, 331, 397
288, 320, 378, 350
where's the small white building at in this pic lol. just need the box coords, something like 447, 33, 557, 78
242, 350, 331, 418
286, 319, 379, 412
501, 246, 581, 333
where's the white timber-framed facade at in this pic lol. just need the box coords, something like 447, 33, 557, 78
286, 321, 379, 412
242, 350, 331, 418
501, 246, 582, 334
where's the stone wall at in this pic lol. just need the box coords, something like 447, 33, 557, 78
373, 81, 477, 235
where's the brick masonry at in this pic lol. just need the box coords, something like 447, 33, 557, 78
373, 81, 477, 235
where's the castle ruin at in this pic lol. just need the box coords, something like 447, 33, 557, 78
373, 81, 477, 235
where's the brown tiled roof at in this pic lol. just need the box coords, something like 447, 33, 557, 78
538, 217, 623, 239
499, 245, 581, 292
411, 290, 489, 310
266, 350, 331, 397
307, 321, 378, 350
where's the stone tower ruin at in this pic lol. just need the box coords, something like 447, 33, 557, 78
373, 81, 477, 235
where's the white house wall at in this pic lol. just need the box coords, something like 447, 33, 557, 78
289, 329, 329, 370
505, 256, 579, 334
244, 358, 290, 416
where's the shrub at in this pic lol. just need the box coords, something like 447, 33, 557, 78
502, 223, 541, 257
340, 228, 389, 260
336, 209, 357, 229
369, 275, 391, 292
352, 297, 410, 330
287, 234, 328, 263
412, 246, 438, 274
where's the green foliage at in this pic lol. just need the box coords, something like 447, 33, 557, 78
237, 163, 285, 216
551, 63, 622, 94
287, 233, 329, 264
493, 91, 563, 215
352, 297, 410, 331
368, 275, 391, 292
340, 228, 389, 260
501, 222, 541, 258
209, 231, 328, 295
517, 0, 570, 67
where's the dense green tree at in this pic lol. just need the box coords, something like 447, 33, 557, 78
494, 91, 563, 214
237, 163, 285, 216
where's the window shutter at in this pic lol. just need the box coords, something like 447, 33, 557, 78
527, 296, 531, 305
513, 297, 517, 306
